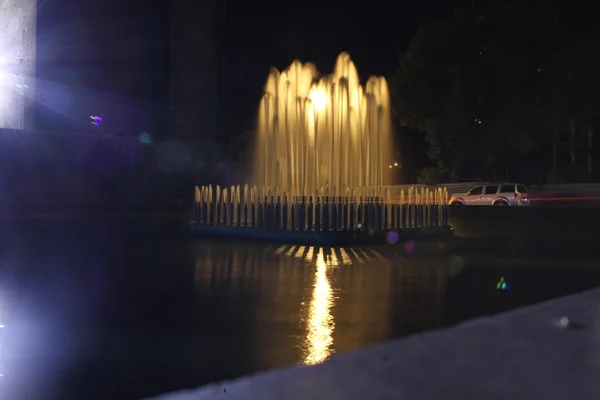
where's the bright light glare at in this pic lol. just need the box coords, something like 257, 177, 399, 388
0, 56, 10, 88
310, 89, 327, 111
0, 0, 37, 128
0, 323, 4, 379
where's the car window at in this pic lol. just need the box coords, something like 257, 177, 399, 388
517, 184, 527, 193
499, 184, 514, 193
484, 185, 498, 195
469, 186, 483, 195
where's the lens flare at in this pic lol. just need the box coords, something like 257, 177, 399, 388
386, 231, 399, 244
496, 276, 511, 290
139, 132, 152, 144
89, 115, 103, 126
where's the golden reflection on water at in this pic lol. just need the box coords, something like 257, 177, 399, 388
193, 243, 449, 366
303, 247, 336, 365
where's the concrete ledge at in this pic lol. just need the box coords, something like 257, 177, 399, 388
148, 287, 600, 400
449, 206, 600, 240
190, 222, 453, 245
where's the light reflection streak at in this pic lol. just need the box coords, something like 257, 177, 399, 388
294, 246, 306, 259
286, 246, 297, 257
350, 248, 364, 263
0, 322, 4, 378
339, 248, 352, 265
303, 248, 336, 365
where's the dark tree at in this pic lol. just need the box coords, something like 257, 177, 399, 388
390, 11, 483, 181
391, 2, 599, 183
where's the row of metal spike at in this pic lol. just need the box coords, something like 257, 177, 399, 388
194, 184, 449, 206
193, 184, 449, 231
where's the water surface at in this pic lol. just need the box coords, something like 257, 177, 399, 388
0, 216, 598, 399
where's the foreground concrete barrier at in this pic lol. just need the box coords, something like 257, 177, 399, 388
148, 287, 600, 400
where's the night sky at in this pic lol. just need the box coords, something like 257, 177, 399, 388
34, 0, 465, 139
222, 0, 460, 134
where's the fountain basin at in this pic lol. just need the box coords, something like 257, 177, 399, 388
189, 184, 451, 245
189, 222, 452, 246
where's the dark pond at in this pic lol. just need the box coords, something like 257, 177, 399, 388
0, 215, 598, 399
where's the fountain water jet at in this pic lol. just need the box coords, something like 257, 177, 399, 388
254, 52, 393, 196
188, 53, 451, 245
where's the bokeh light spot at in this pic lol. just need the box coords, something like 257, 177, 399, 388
89, 115, 103, 126
496, 276, 511, 290
386, 231, 399, 244
139, 132, 152, 144
404, 239, 416, 254
448, 255, 465, 277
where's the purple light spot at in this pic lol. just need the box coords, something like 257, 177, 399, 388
387, 231, 399, 244
90, 115, 103, 126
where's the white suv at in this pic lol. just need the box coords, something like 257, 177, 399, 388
449, 183, 529, 207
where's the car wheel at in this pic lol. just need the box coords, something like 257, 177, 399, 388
494, 201, 508, 207
451, 201, 464, 206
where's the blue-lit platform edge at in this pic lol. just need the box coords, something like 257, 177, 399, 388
189, 222, 453, 246
148, 286, 600, 400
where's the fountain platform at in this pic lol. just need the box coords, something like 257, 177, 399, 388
190, 185, 451, 245
189, 223, 452, 246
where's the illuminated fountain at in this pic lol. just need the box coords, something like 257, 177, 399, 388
255, 52, 392, 196
189, 53, 450, 244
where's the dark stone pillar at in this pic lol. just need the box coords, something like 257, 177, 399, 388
1, 0, 36, 129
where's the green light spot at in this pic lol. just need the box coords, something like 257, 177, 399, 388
496, 276, 511, 290
139, 132, 152, 144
